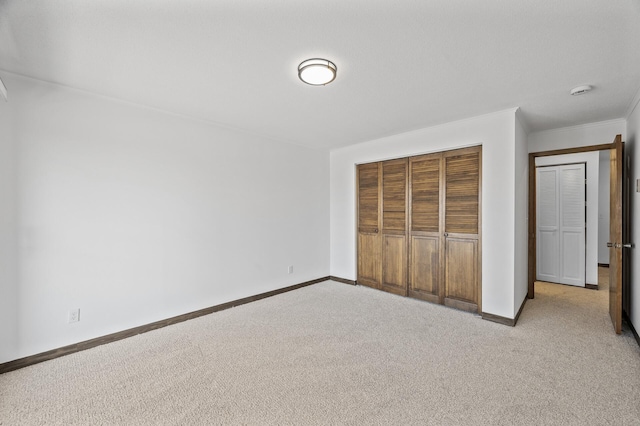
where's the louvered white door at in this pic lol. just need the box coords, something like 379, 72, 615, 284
536, 164, 586, 287
536, 168, 559, 282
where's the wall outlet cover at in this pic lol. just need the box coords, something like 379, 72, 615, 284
68, 308, 80, 323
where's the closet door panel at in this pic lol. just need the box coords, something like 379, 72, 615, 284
408, 154, 442, 302
408, 235, 440, 303
357, 146, 481, 314
382, 159, 407, 233
382, 234, 407, 295
444, 237, 478, 312
358, 163, 380, 232
445, 152, 480, 235
358, 233, 381, 287
357, 163, 381, 289
380, 159, 407, 294
410, 156, 441, 233
443, 148, 481, 312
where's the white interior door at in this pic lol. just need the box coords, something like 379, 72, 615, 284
536, 163, 586, 286
537, 167, 559, 282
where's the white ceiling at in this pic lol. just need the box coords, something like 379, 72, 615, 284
1, 0, 639, 150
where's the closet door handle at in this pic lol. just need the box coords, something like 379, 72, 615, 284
374, 228, 378, 233
444, 232, 449, 237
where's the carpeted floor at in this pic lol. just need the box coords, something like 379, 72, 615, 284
1, 268, 639, 425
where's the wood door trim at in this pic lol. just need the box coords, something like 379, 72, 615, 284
438, 152, 446, 304
405, 156, 410, 297
377, 162, 383, 288
407, 156, 413, 300
528, 154, 536, 299
477, 148, 483, 313
528, 137, 621, 300
532, 144, 613, 158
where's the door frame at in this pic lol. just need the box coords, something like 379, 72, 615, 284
528, 141, 616, 299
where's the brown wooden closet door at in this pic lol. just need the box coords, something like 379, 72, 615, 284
443, 147, 481, 313
357, 162, 381, 289
380, 159, 408, 295
408, 153, 442, 303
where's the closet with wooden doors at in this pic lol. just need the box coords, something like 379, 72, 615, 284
357, 146, 481, 313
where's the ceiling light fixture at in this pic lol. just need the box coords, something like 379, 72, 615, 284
570, 85, 592, 96
298, 58, 337, 86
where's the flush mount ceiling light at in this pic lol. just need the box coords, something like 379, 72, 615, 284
298, 58, 337, 86
570, 85, 592, 96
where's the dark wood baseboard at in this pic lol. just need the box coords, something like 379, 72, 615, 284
598, 263, 610, 268
481, 311, 514, 326
482, 297, 527, 327
0, 276, 330, 375
585, 283, 598, 290
329, 276, 356, 285
513, 296, 527, 326
623, 311, 640, 349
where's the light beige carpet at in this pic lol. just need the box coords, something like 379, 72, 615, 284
1, 270, 639, 425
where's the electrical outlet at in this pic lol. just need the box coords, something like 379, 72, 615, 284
68, 308, 80, 323
288, 265, 294, 274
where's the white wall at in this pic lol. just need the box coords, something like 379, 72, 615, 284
528, 119, 626, 153
0, 74, 330, 363
514, 111, 529, 313
330, 109, 519, 319
0, 89, 19, 362
626, 92, 640, 333
598, 150, 610, 264
535, 152, 600, 286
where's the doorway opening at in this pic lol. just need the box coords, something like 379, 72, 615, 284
528, 135, 628, 334
535, 161, 588, 288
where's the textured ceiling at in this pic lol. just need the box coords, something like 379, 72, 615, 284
1, 0, 639, 150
